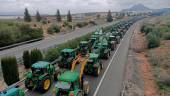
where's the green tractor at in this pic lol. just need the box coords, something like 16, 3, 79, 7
0, 87, 25, 96
58, 48, 76, 69
78, 41, 91, 56
84, 53, 103, 76
25, 61, 58, 92
53, 71, 90, 96
93, 41, 111, 59
108, 35, 117, 51
111, 32, 121, 44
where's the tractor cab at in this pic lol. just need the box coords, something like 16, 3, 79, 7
30, 61, 51, 76
25, 61, 56, 92
0, 88, 25, 96
58, 48, 76, 69
54, 71, 89, 96
84, 53, 102, 76
78, 41, 90, 56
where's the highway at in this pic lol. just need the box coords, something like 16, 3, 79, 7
24, 19, 142, 96
0, 23, 113, 59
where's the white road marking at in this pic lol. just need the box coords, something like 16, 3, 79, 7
93, 24, 135, 96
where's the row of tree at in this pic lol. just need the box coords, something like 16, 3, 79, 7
1, 49, 43, 85
24, 8, 72, 22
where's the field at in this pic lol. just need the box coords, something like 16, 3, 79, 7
145, 16, 170, 96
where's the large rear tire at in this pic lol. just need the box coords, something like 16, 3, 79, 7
94, 67, 100, 76
38, 76, 51, 93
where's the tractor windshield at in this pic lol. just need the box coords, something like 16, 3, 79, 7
31, 67, 44, 75
80, 43, 86, 48
61, 52, 70, 58
87, 60, 94, 65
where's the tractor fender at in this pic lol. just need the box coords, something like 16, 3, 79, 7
38, 74, 50, 80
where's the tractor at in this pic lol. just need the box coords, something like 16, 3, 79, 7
92, 41, 111, 60
53, 71, 90, 96
78, 41, 91, 56
108, 35, 117, 51
0, 87, 25, 96
58, 48, 76, 69
84, 53, 103, 76
111, 32, 121, 44
25, 61, 58, 92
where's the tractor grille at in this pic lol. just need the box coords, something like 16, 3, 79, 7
58, 89, 69, 96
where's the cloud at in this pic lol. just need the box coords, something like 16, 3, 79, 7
0, 0, 169, 15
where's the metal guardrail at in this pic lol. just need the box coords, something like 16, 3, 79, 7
0, 38, 43, 51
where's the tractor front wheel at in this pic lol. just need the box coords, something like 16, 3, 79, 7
25, 79, 34, 90
38, 76, 51, 93
94, 67, 101, 76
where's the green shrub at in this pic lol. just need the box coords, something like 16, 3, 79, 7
30, 49, 43, 64
23, 50, 31, 69
163, 33, 170, 40
76, 22, 88, 28
1, 56, 19, 85
141, 24, 154, 35
48, 24, 60, 34
0, 22, 43, 47
42, 20, 47, 24
146, 33, 160, 48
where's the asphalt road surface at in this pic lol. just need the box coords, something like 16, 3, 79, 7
0, 23, 113, 59
24, 20, 141, 96
94, 21, 142, 96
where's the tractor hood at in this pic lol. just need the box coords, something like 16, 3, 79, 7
25, 72, 33, 78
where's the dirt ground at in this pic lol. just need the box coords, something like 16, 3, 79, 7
124, 20, 159, 96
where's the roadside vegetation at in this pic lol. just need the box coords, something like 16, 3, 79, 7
141, 16, 170, 95
0, 22, 43, 47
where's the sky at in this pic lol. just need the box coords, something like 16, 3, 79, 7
0, 0, 170, 15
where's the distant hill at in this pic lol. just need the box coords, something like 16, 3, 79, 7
122, 4, 152, 12
152, 8, 170, 16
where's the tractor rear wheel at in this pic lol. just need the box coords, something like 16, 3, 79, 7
38, 76, 51, 93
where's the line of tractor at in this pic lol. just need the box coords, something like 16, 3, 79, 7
0, 17, 142, 96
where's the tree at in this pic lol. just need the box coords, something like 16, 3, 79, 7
23, 50, 31, 69
56, 9, 62, 22
67, 10, 72, 22
1, 56, 19, 85
36, 11, 41, 22
97, 14, 100, 19
30, 49, 43, 64
106, 10, 113, 22
24, 8, 31, 22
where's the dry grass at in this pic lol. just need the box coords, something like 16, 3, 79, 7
147, 40, 170, 96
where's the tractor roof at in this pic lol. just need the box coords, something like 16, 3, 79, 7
32, 61, 49, 68
109, 35, 115, 38
89, 53, 99, 59
61, 48, 74, 53
80, 41, 88, 44
58, 71, 79, 82
1, 88, 19, 96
